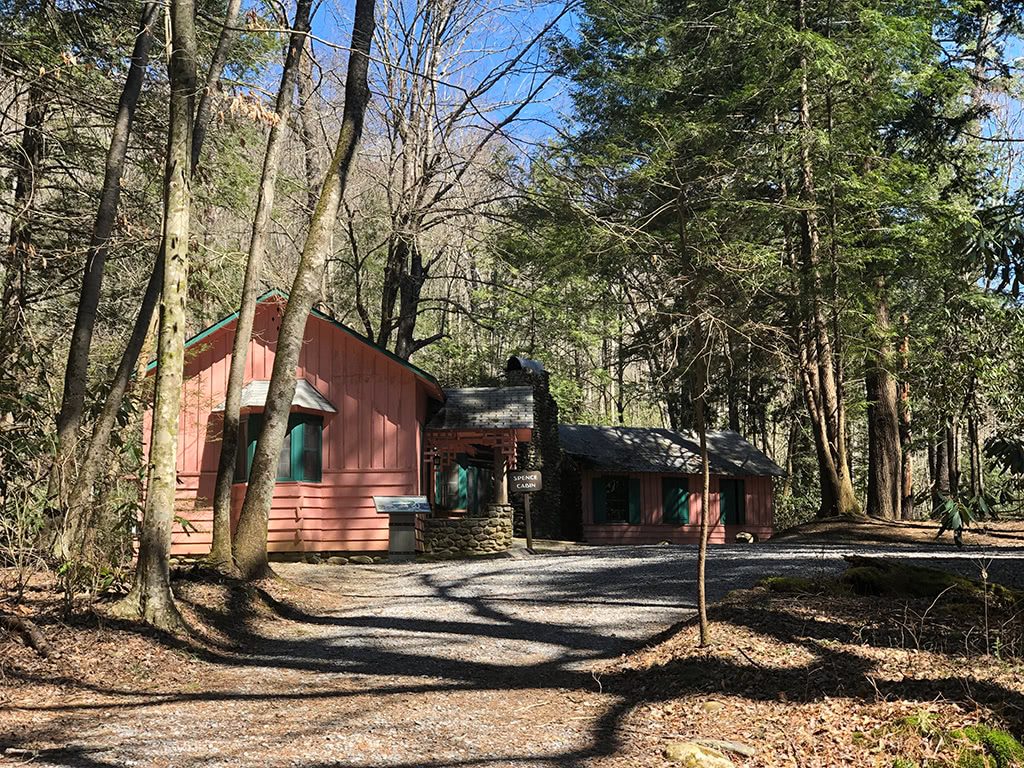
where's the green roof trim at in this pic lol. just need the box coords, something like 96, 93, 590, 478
146, 288, 443, 397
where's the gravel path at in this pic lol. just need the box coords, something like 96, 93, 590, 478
8, 543, 1023, 768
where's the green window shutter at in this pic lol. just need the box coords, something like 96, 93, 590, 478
289, 414, 304, 481
233, 417, 248, 482
720, 479, 746, 524
735, 479, 746, 524
592, 476, 607, 523
246, 412, 263, 481
628, 477, 641, 525
466, 466, 476, 515
720, 479, 731, 524
662, 477, 690, 524
299, 415, 322, 482
457, 464, 468, 509
434, 468, 443, 505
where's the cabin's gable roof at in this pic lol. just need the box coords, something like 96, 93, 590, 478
148, 289, 442, 398
559, 424, 784, 477
426, 387, 534, 430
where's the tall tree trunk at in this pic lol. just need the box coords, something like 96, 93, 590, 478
233, 0, 377, 580
190, 0, 243, 172
932, 432, 951, 514
208, 0, 315, 569
394, 235, 431, 359
296, 38, 324, 211
794, 0, 860, 518
51, 2, 159, 507
946, 422, 960, 499
60, 0, 247, 559
897, 320, 913, 519
726, 330, 740, 432
615, 304, 626, 425
0, 82, 47, 369
968, 404, 984, 501
694, 321, 711, 648
111, 0, 197, 630
865, 274, 901, 519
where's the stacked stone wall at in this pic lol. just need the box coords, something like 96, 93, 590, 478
423, 503, 513, 555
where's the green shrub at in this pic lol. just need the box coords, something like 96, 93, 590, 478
759, 575, 822, 594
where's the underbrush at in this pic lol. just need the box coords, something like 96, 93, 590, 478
611, 558, 1024, 767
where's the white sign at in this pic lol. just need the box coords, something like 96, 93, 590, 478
373, 495, 431, 514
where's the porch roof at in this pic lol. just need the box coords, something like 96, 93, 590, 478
212, 379, 337, 414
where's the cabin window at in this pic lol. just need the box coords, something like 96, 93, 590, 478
233, 412, 323, 483
662, 476, 690, 524
720, 478, 746, 524
433, 459, 493, 514
592, 475, 641, 524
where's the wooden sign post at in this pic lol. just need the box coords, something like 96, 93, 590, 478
509, 470, 542, 553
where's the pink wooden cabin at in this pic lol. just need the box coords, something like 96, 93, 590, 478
560, 425, 782, 545
147, 290, 445, 556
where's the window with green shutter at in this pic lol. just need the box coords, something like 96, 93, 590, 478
720, 478, 746, 524
592, 476, 608, 523
592, 475, 640, 525
662, 477, 690, 524
233, 412, 323, 483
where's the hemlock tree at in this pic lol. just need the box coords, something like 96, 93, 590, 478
232, 0, 378, 580
111, 0, 198, 630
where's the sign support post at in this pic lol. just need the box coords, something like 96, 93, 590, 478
509, 470, 542, 555
524, 493, 534, 554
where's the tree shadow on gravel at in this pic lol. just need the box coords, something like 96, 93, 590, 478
5, 557, 1024, 767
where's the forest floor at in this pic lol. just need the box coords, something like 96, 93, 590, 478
773, 516, 1024, 548
2, 545, 1024, 767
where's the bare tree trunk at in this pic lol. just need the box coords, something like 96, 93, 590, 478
946, 421, 960, 499
111, 0, 197, 630
694, 322, 711, 648
233, 0, 377, 580
296, 38, 324, 211
897, 323, 913, 520
615, 304, 626, 425
968, 405, 984, 500
726, 330, 740, 432
866, 274, 901, 519
794, 0, 860, 518
0, 82, 47, 369
190, 0, 242, 172
932, 432, 950, 514
51, 2, 159, 507
60, 0, 247, 559
208, 0, 314, 569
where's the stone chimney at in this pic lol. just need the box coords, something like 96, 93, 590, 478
505, 357, 563, 539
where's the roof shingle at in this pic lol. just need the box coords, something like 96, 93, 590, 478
559, 424, 784, 477
427, 387, 534, 430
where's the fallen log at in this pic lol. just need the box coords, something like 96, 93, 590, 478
0, 613, 54, 658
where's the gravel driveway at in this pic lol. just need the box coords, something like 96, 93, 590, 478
277, 542, 1024, 674
10, 542, 1024, 768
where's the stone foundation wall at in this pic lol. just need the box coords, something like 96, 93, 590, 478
423, 503, 513, 555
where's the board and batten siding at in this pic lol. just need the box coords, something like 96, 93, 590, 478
146, 299, 432, 555
580, 470, 774, 545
